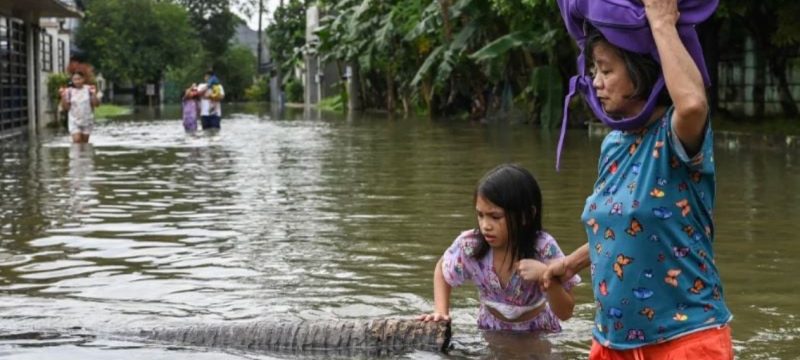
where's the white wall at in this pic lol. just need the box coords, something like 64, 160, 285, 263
36, 19, 72, 131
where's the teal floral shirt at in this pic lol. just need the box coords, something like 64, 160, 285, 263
580, 107, 732, 349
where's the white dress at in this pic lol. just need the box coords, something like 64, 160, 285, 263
67, 87, 94, 135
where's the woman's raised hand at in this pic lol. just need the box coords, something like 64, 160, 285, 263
642, 0, 680, 29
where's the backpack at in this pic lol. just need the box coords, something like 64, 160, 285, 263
555, 0, 718, 169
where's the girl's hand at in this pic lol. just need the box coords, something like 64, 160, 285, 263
642, 0, 679, 30
517, 259, 547, 282
417, 312, 450, 322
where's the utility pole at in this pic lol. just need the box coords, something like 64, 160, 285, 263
257, 0, 263, 72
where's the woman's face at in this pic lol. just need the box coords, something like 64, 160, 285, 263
590, 42, 645, 118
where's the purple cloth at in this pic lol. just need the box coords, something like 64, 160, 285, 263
182, 99, 198, 132
554, 0, 718, 170
560, 0, 717, 76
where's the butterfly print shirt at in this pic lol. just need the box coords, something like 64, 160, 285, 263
580, 107, 732, 349
441, 230, 581, 332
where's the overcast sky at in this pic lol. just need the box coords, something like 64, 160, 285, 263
234, 0, 282, 30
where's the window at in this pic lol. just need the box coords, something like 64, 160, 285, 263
58, 39, 65, 72
1, 17, 29, 132
41, 31, 52, 72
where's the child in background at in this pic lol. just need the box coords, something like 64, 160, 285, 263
182, 84, 200, 133
60, 71, 100, 143
419, 164, 580, 332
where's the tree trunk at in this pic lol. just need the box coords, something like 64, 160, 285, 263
751, 49, 765, 119
359, 68, 368, 109
336, 60, 349, 111
134, 319, 451, 356
768, 56, 799, 119
439, 0, 452, 41
386, 69, 396, 113
422, 78, 434, 118
401, 95, 411, 117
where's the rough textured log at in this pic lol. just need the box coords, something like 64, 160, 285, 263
133, 319, 451, 356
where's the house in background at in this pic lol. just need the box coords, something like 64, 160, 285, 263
0, 0, 81, 139
37, 16, 75, 127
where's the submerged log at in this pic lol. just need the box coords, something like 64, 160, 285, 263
132, 318, 451, 356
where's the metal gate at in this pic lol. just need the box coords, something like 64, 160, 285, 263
0, 16, 28, 133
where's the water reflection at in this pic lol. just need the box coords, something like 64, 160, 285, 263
481, 331, 557, 360
67, 143, 96, 219
0, 105, 798, 359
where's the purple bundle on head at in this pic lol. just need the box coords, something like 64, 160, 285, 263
555, 0, 718, 170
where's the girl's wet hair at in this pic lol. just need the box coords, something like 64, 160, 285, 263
472, 164, 543, 265
585, 27, 671, 105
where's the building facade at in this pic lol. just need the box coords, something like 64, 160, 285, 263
0, 0, 80, 138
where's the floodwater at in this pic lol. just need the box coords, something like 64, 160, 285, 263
0, 105, 798, 359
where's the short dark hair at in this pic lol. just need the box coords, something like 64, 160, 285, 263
472, 164, 543, 266
585, 27, 670, 105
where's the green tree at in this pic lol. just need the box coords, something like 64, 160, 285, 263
214, 45, 258, 101
164, 50, 208, 103
317, 0, 426, 113
245, 76, 271, 101
76, 0, 199, 90
266, 0, 306, 80
164, 43, 257, 103
718, 1, 800, 119
313, 0, 570, 124
173, 0, 240, 59
471, 0, 572, 127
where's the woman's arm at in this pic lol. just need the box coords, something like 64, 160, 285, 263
644, 0, 708, 154
542, 243, 590, 290
418, 257, 452, 322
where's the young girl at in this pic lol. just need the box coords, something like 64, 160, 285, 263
182, 84, 200, 133
419, 164, 580, 332
60, 71, 100, 143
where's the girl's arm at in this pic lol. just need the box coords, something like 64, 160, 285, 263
519, 257, 575, 320
418, 257, 452, 322
60, 88, 71, 111
545, 279, 574, 321
89, 87, 100, 108
644, 0, 708, 154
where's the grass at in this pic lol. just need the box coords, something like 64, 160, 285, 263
317, 95, 345, 112
94, 104, 133, 120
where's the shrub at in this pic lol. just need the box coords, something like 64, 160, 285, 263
46, 73, 70, 105
286, 79, 303, 103
244, 76, 270, 102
